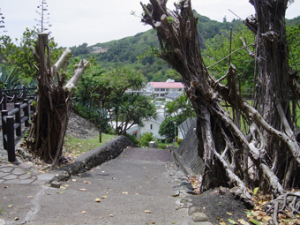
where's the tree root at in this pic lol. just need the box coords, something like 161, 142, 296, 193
264, 192, 300, 225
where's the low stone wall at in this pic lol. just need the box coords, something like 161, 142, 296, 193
51, 135, 133, 182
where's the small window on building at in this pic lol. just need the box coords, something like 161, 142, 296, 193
161, 88, 165, 91
155, 88, 160, 91
150, 124, 153, 129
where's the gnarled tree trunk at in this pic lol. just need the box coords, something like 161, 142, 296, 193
141, 0, 300, 222
27, 33, 89, 167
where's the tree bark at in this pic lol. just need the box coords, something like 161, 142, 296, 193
140, 0, 300, 211
27, 33, 89, 167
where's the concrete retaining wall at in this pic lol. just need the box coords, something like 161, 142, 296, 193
173, 124, 204, 176
51, 135, 133, 182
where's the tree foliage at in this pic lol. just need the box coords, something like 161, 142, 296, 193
0, 28, 63, 84
159, 116, 182, 140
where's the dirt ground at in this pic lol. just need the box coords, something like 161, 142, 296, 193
189, 187, 250, 224
66, 111, 99, 139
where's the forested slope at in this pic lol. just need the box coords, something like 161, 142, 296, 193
69, 12, 300, 82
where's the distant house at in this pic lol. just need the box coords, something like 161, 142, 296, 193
137, 109, 165, 140
91, 46, 108, 53
125, 79, 184, 100
146, 79, 184, 99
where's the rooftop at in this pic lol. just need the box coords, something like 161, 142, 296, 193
150, 82, 184, 89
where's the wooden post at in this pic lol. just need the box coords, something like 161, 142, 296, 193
0, 89, 2, 111
1, 110, 8, 150
3, 94, 7, 110
15, 103, 21, 136
99, 100, 102, 143
23, 99, 30, 127
6, 116, 16, 163
23, 86, 27, 101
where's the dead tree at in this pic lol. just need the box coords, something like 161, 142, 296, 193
27, 33, 89, 167
141, 0, 300, 221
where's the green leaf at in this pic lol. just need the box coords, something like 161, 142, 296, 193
250, 218, 262, 225
228, 219, 238, 224
253, 187, 259, 195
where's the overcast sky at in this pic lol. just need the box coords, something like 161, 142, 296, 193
1, 0, 300, 48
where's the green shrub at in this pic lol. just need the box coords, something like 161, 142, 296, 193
140, 132, 155, 147
157, 144, 166, 149
177, 138, 183, 145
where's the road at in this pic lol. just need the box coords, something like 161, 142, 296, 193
0, 148, 194, 225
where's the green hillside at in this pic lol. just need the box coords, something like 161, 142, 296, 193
70, 11, 300, 82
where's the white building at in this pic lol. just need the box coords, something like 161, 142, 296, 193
137, 109, 165, 140
146, 79, 184, 99
126, 79, 184, 99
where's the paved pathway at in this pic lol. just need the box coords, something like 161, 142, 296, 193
0, 149, 56, 185
0, 148, 204, 225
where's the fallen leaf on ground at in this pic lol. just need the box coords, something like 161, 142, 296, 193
72, 179, 77, 182
6, 163, 13, 166
109, 214, 114, 217
143, 210, 151, 213
135, 193, 141, 195
226, 212, 233, 216
7, 204, 13, 208
262, 215, 272, 221
82, 211, 86, 214
95, 198, 101, 203
83, 181, 91, 184
102, 196, 108, 199
122, 191, 128, 195
228, 219, 238, 224
101, 171, 105, 173
57, 191, 66, 194
79, 188, 86, 191
60, 186, 67, 190
27, 196, 33, 198
14, 217, 19, 221
219, 222, 226, 225
238, 218, 250, 225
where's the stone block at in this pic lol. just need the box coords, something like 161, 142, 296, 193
192, 212, 209, 222
51, 181, 61, 188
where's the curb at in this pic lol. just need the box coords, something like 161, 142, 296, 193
49, 135, 133, 183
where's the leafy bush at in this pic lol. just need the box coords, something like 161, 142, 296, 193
157, 144, 166, 149
139, 132, 155, 147
177, 138, 183, 145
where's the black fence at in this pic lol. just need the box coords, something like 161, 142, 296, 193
0, 87, 36, 163
0, 86, 36, 111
